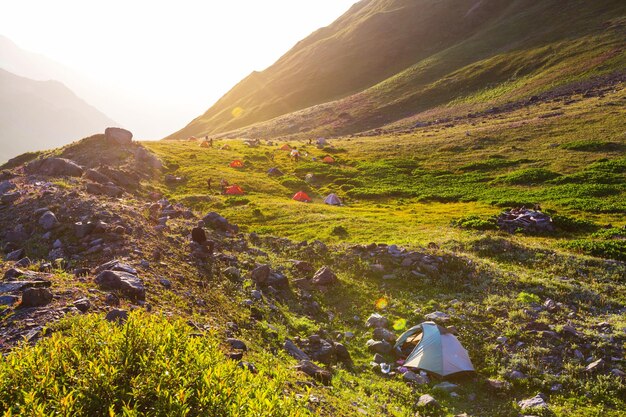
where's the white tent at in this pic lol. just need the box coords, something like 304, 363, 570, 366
316, 137, 328, 147
324, 193, 342, 206
394, 322, 474, 377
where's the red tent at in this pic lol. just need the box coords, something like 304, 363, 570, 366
229, 160, 244, 168
322, 156, 335, 164
225, 185, 245, 195
292, 191, 312, 202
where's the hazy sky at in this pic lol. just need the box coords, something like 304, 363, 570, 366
0, 0, 357, 139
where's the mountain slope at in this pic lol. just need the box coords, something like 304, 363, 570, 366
167, 0, 626, 140
0, 68, 116, 163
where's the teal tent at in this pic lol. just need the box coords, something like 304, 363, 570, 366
394, 321, 474, 377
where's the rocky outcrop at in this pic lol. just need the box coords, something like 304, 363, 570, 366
25, 157, 83, 177
105, 127, 133, 145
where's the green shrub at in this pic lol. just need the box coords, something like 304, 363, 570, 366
560, 140, 622, 152
549, 213, 597, 232
563, 239, 626, 261
0, 312, 310, 416
516, 292, 541, 304
460, 158, 519, 171
451, 215, 497, 230
497, 168, 561, 185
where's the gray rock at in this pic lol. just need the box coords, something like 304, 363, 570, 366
95, 260, 137, 275
83, 169, 111, 184
585, 358, 606, 372
226, 338, 247, 351
417, 394, 439, 408
21, 288, 53, 307
310, 339, 336, 364
105, 308, 128, 323
366, 339, 392, 354
105, 127, 133, 145
0, 180, 16, 194
295, 360, 332, 385
159, 278, 172, 289
611, 368, 626, 378
424, 311, 450, 321
74, 221, 95, 239
25, 157, 83, 177
95, 270, 145, 301
373, 353, 384, 364
366, 313, 389, 328
6, 248, 25, 261
334, 342, 352, 365
509, 370, 527, 380
52, 239, 63, 249
15, 257, 31, 268
0, 295, 19, 305
284, 339, 310, 361
373, 327, 397, 343
311, 266, 337, 286
250, 264, 270, 284
250, 290, 262, 300
0, 279, 51, 293
39, 211, 59, 230
518, 393, 548, 410
487, 379, 511, 390
73, 297, 91, 312
403, 370, 428, 384
105, 293, 120, 306
1, 191, 21, 204
223, 266, 241, 280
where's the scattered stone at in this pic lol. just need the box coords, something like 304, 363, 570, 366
96, 260, 138, 275
95, 270, 145, 300
403, 370, 428, 384
159, 278, 172, 289
366, 339, 392, 355
202, 212, 238, 233
496, 336, 508, 344
6, 248, 25, 261
424, 311, 450, 321
237, 361, 257, 373
223, 266, 241, 280
311, 266, 338, 286
585, 358, 606, 372
38, 211, 59, 230
295, 360, 332, 385
191, 227, 207, 244
250, 264, 270, 285
366, 313, 389, 329
20, 287, 53, 307
487, 379, 511, 390
25, 157, 84, 177
509, 370, 527, 380
373, 353, 384, 364
0, 295, 19, 305
105, 308, 128, 323
284, 339, 311, 361
105, 293, 120, 306
73, 297, 91, 313
561, 324, 579, 337
434, 381, 459, 392
518, 393, 548, 410
226, 338, 247, 351
83, 169, 111, 184
373, 327, 397, 343
611, 368, 626, 378
417, 394, 439, 408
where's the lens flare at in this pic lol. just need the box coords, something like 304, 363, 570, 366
375, 297, 388, 309
231, 107, 244, 118
393, 318, 407, 331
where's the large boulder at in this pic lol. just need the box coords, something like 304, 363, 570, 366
105, 127, 133, 145
25, 157, 83, 177
202, 212, 238, 233
366, 339, 392, 355
38, 211, 59, 230
284, 339, 310, 361
95, 270, 145, 300
250, 265, 270, 285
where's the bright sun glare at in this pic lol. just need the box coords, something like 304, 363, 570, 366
0, 0, 356, 139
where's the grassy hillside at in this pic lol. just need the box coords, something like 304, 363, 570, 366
167, 0, 626, 141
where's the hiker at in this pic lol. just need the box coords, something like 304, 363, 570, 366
220, 179, 229, 193
308, 138, 312, 145
207, 178, 212, 190
210, 138, 213, 147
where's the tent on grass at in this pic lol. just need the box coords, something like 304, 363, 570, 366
200, 140, 210, 148
394, 322, 474, 377
322, 156, 335, 164
292, 191, 311, 203
220, 144, 231, 150
279, 144, 291, 151
229, 160, 244, 168
267, 167, 284, 176
316, 137, 328, 147
324, 193, 342, 206
225, 185, 245, 195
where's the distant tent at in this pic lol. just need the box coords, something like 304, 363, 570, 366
220, 144, 231, 150
324, 193, 342, 205
322, 156, 335, 164
229, 160, 244, 168
188, 136, 198, 141
316, 137, 328, 147
200, 141, 210, 148
292, 191, 311, 203
279, 144, 291, 151
267, 167, 284, 176
304, 173, 315, 184
225, 184, 245, 195
394, 322, 474, 377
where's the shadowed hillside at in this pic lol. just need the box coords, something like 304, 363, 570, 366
167, 0, 626, 141
0, 69, 116, 163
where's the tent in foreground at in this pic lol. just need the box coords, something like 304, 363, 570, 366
324, 193, 342, 205
394, 321, 474, 377
225, 185, 245, 195
229, 160, 244, 168
292, 191, 311, 202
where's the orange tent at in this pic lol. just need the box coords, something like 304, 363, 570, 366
279, 144, 291, 151
292, 191, 312, 202
200, 141, 209, 148
225, 185, 245, 195
229, 160, 244, 168
322, 156, 335, 164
